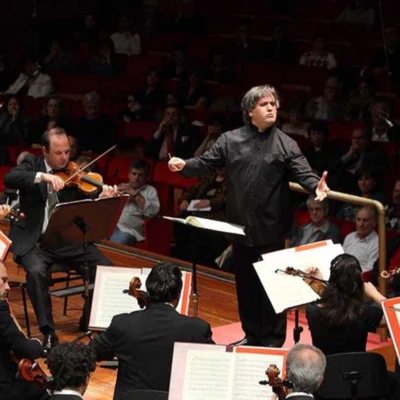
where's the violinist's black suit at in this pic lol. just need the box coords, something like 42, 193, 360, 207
3, 155, 111, 333
90, 303, 214, 400
0, 300, 44, 400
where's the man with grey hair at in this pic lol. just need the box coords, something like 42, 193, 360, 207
75, 90, 116, 153
290, 195, 341, 247
286, 344, 326, 399
168, 84, 329, 347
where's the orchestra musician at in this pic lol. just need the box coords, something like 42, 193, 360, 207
0, 260, 45, 400
90, 262, 214, 400
168, 84, 329, 347
3, 127, 118, 352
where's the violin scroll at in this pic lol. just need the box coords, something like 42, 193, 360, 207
18, 359, 51, 387
262, 364, 292, 400
381, 267, 400, 279
127, 277, 150, 308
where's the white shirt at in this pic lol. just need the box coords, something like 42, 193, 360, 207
286, 393, 314, 399
52, 389, 83, 399
117, 184, 160, 241
372, 128, 389, 142
110, 32, 141, 56
4, 72, 54, 98
343, 230, 379, 272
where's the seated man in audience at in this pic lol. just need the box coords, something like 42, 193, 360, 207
290, 195, 341, 247
285, 344, 326, 399
90, 262, 214, 399
387, 180, 400, 232
0, 260, 45, 400
343, 206, 378, 273
2, 59, 54, 99
368, 100, 400, 143
144, 104, 202, 161
47, 343, 97, 400
110, 160, 160, 246
194, 113, 225, 157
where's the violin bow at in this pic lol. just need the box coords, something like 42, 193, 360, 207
63, 144, 118, 185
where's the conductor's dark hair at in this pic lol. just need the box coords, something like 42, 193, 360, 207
41, 127, 67, 151
319, 254, 364, 327
146, 262, 183, 303
130, 159, 149, 175
47, 343, 96, 391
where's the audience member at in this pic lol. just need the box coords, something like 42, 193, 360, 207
0, 96, 31, 145
232, 20, 252, 61
386, 180, 400, 232
89, 38, 121, 77
282, 100, 309, 137
205, 48, 237, 84
68, 135, 81, 161
299, 33, 337, 70
337, 170, 387, 222
118, 93, 143, 122
264, 24, 294, 64
343, 206, 378, 272
110, 160, 160, 245
290, 195, 341, 247
176, 70, 211, 109
336, 0, 375, 26
110, 13, 141, 56
173, 168, 227, 267
305, 77, 344, 121
2, 59, 54, 98
47, 343, 97, 400
144, 104, 201, 160
75, 91, 117, 153
285, 344, 326, 398
137, 68, 167, 108
306, 254, 385, 355
43, 38, 77, 73
29, 96, 70, 147
74, 13, 102, 49
90, 262, 214, 398
194, 113, 225, 157
164, 42, 190, 80
303, 120, 337, 178
368, 100, 400, 143
345, 78, 376, 121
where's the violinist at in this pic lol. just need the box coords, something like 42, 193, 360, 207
284, 344, 326, 400
3, 127, 118, 353
0, 261, 44, 400
305, 254, 386, 356
90, 262, 214, 400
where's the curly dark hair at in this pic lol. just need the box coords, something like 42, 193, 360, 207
319, 254, 365, 327
146, 262, 183, 303
47, 343, 97, 391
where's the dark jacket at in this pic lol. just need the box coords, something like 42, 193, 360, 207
183, 124, 320, 247
0, 112, 31, 145
90, 303, 214, 400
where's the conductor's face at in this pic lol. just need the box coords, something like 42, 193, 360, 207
248, 94, 277, 132
43, 134, 71, 170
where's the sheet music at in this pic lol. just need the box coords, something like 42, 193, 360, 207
0, 230, 11, 261
253, 260, 320, 313
232, 352, 285, 400
382, 297, 400, 364
182, 351, 234, 400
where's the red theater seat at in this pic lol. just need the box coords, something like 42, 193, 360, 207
124, 121, 159, 141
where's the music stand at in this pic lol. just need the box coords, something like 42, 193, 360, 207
41, 195, 129, 330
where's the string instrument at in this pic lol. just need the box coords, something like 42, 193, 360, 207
124, 277, 150, 308
282, 267, 327, 296
381, 267, 400, 279
259, 364, 292, 400
0, 205, 25, 221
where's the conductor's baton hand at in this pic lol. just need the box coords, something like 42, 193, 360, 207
168, 157, 186, 172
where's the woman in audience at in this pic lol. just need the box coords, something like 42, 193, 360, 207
137, 68, 167, 108
43, 38, 77, 73
299, 33, 337, 70
336, 169, 387, 221
29, 96, 69, 147
118, 93, 143, 122
306, 77, 345, 121
110, 13, 141, 56
177, 70, 210, 109
282, 100, 309, 137
89, 38, 121, 77
194, 113, 225, 157
306, 254, 385, 355
336, 0, 375, 26
0, 96, 31, 145
345, 77, 376, 121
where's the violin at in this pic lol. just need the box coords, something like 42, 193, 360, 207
18, 359, 52, 390
125, 277, 150, 308
281, 267, 327, 296
259, 364, 292, 400
381, 267, 400, 279
0, 204, 25, 221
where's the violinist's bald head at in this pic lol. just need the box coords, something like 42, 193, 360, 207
42, 127, 71, 170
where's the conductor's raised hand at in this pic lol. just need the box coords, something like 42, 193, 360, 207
41, 173, 65, 192
168, 157, 186, 172
99, 185, 119, 198
315, 171, 330, 201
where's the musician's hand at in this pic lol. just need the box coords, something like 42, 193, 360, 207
363, 282, 379, 300
193, 199, 210, 209
305, 266, 323, 280
41, 173, 65, 192
0, 204, 11, 220
168, 157, 186, 172
99, 185, 119, 198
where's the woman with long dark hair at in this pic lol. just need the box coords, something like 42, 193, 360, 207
306, 254, 386, 355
